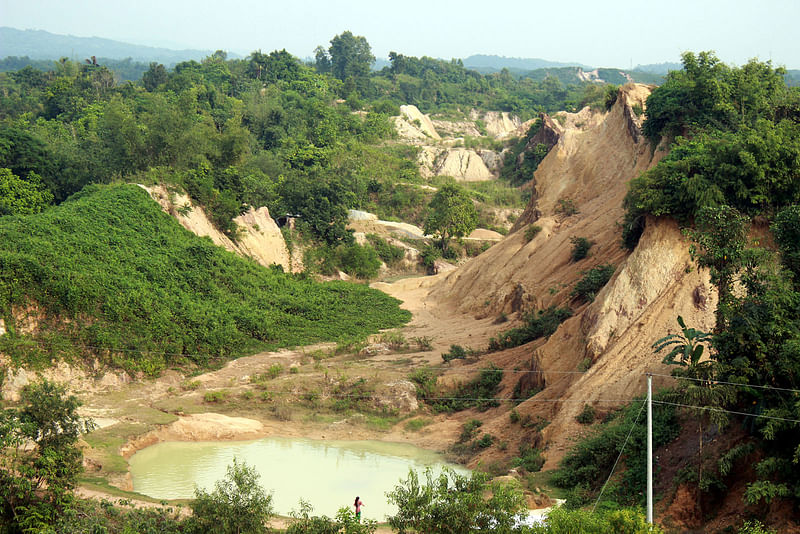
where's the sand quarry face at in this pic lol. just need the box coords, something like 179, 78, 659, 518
384, 84, 716, 468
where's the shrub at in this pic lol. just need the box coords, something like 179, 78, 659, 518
379, 331, 407, 350
556, 198, 578, 216
204, 390, 229, 403
476, 433, 494, 448
387, 468, 526, 534
190, 459, 273, 534
404, 418, 432, 432
551, 395, 679, 505
489, 306, 572, 351
442, 344, 467, 362
267, 364, 283, 379
576, 404, 596, 424
571, 264, 616, 302
525, 224, 542, 242
412, 336, 434, 351
336, 242, 382, 279
181, 380, 201, 391
408, 368, 437, 399
459, 419, 483, 442
512, 444, 545, 473
366, 234, 405, 266
569, 236, 593, 262
429, 366, 503, 412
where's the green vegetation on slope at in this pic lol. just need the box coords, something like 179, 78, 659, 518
0, 184, 410, 374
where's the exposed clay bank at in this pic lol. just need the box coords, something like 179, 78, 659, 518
128, 437, 469, 520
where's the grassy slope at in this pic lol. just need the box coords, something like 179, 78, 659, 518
0, 184, 410, 373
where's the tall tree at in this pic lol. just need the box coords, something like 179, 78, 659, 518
327, 31, 375, 81
424, 183, 478, 255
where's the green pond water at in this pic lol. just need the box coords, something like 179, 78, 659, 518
129, 437, 469, 520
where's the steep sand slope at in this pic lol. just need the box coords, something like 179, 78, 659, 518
142, 184, 295, 271
417, 84, 717, 467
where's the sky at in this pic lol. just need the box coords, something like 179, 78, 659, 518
1, 0, 798, 69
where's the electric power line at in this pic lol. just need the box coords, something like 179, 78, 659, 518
647, 372, 800, 395
652, 400, 800, 425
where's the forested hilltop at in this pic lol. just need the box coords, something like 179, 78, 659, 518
2, 28, 800, 532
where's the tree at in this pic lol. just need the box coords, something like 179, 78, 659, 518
424, 184, 478, 255
0, 380, 94, 531
327, 31, 375, 81
142, 62, 168, 91
0, 168, 53, 215
386, 467, 526, 533
190, 458, 273, 534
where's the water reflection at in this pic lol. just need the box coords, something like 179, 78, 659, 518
129, 437, 468, 520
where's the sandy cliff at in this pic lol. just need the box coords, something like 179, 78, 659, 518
423, 83, 716, 466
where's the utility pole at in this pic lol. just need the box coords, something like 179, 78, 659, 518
647, 373, 653, 524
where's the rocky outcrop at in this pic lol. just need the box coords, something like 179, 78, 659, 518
142, 184, 294, 271
418, 147, 494, 181
373, 380, 419, 413
2, 360, 131, 402
394, 105, 441, 142
469, 110, 523, 138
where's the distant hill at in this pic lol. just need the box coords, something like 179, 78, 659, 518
0, 27, 235, 66
517, 66, 663, 85
462, 54, 589, 73
786, 69, 800, 87
633, 62, 682, 75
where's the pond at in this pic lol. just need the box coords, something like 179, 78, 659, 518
128, 437, 469, 520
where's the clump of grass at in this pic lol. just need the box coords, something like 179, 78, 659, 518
203, 390, 229, 403
404, 418, 433, 432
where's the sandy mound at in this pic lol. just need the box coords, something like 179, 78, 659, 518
120, 413, 265, 459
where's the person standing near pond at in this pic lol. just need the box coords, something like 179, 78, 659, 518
354, 496, 364, 521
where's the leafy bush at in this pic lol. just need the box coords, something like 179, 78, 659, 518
526, 507, 663, 534
525, 224, 542, 241
489, 306, 572, 351
570, 236, 593, 261
190, 458, 273, 534
442, 344, 472, 362
512, 444, 545, 473
204, 390, 229, 403
555, 198, 578, 216
412, 336, 434, 351
458, 419, 483, 442
366, 234, 405, 266
387, 468, 526, 534
428, 365, 503, 413
576, 404, 596, 424
408, 368, 437, 400
571, 264, 616, 303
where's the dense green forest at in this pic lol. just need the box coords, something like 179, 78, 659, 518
606, 51, 800, 519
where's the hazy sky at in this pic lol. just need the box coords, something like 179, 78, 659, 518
2, 0, 798, 68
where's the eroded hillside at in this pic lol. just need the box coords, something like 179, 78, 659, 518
400, 83, 717, 467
